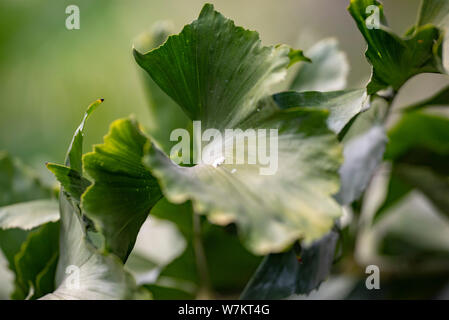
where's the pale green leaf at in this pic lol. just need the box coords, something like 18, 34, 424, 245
0, 199, 59, 231
334, 98, 388, 205
289, 38, 349, 92
42, 195, 149, 300
144, 100, 342, 255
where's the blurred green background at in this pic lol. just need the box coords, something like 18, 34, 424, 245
1, 0, 447, 174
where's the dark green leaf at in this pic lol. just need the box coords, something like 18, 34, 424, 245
134, 3, 292, 130
134, 22, 191, 156
241, 229, 338, 299
12, 222, 59, 300
273, 89, 369, 133
81, 118, 163, 262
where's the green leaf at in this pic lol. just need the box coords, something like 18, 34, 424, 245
287, 48, 311, 67
44, 101, 150, 300
134, 21, 191, 156
81, 118, 163, 262
133, 3, 292, 130
0, 152, 60, 299
417, 0, 449, 70
144, 101, 342, 255
46, 164, 90, 203
42, 194, 149, 300
0, 199, 59, 231
273, 89, 369, 133
374, 111, 449, 222
241, 229, 338, 299
136, 4, 343, 255
65, 99, 103, 174
385, 112, 449, 160
0, 229, 29, 274
12, 222, 59, 300
240, 249, 298, 299
348, 0, 445, 94
403, 85, 449, 111
289, 38, 349, 92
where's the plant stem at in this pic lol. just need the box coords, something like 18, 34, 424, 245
192, 210, 213, 299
